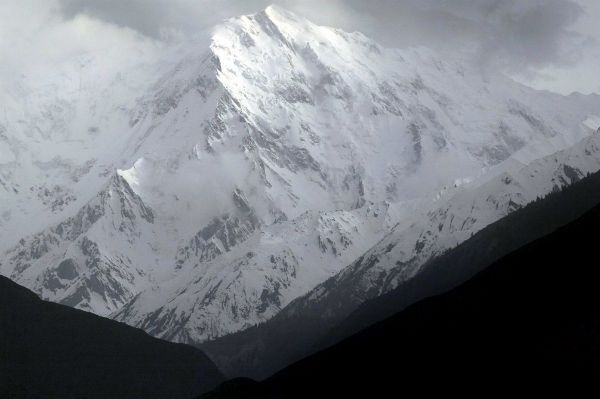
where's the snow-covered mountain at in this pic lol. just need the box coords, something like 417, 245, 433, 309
113, 201, 394, 340
1, 6, 600, 342
1, 174, 156, 314
284, 131, 600, 322
200, 131, 600, 380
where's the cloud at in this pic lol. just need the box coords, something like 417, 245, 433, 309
341, 0, 587, 73
54, 0, 592, 72
0, 0, 160, 91
463, 0, 585, 70
57, 0, 269, 39
59, 0, 168, 38
1, 0, 598, 94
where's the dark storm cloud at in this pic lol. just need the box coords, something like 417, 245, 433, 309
452, 0, 585, 70
341, 0, 586, 71
56, 0, 590, 72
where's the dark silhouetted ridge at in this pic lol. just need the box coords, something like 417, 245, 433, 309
201, 167, 600, 380
0, 276, 224, 399
202, 196, 600, 397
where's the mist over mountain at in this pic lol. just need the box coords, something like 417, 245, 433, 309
1, 2, 599, 398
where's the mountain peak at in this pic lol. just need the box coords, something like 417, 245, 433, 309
5, 4, 600, 354
212, 4, 315, 52
262, 4, 300, 21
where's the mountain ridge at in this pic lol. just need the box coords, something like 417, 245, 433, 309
201, 137, 600, 379
201, 175, 600, 398
2, 5, 600, 351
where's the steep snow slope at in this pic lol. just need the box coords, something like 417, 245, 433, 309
0, 174, 156, 315
112, 8, 600, 342
300, 132, 600, 310
113, 202, 395, 341
201, 132, 600, 379
129, 131, 600, 347
0, 49, 165, 245
283, 133, 600, 339
2, 6, 600, 339
202, 197, 600, 397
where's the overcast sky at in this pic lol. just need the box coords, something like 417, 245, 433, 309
1, 0, 599, 95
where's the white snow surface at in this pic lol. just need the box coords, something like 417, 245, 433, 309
1, 6, 600, 342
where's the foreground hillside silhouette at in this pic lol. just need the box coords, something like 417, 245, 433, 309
0, 278, 224, 399
202, 166, 600, 379
203, 196, 600, 397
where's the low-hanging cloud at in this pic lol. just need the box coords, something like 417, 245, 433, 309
59, 0, 168, 38
55, 0, 594, 74
1, 0, 599, 94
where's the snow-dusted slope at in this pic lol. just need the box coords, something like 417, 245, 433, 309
119, 131, 600, 345
0, 48, 165, 246
113, 202, 394, 341
298, 132, 600, 313
0, 174, 156, 315
200, 131, 600, 380
112, 7, 600, 342
2, 6, 600, 342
